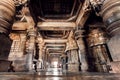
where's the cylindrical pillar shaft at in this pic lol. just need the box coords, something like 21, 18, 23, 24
36, 36, 45, 69
101, 0, 120, 61
75, 29, 88, 72
101, 0, 120, 73
88, 29, 110, 72
65, 31, 80, 72
66, 49, 79, 72
0, 0, 15, 34
101, 0, 120, 36
26, 29, 36, 71
0, 0, 15, 60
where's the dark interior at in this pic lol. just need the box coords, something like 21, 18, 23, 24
29, 0, 82, 20
40, 30, 69, 39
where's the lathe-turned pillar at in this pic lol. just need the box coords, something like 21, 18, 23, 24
26, 29, 36, 71
65, 31, 79, 72
37, 36, 45, 70
88, 29, 111, 72
100, 0, 120, 73
61, 54, 67, 72
74, 28, 88, 72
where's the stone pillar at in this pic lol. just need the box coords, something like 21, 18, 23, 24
65, 31, 79, 72
8, 33, 27, 71
61, 54, 67, 72
42, 48, 47, 69
74, 29, 88, 72
101, 0, 120, 73
101, 0, 120, 61
26, 29, 36, 71
37, 36, 44, 70
66, 50, 79, 72
88, 29, 110, 72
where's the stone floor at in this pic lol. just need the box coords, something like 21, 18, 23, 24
0, 68, 120, 80
0, 72, 120, 80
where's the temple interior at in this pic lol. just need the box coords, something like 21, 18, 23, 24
0, 0, 120, 80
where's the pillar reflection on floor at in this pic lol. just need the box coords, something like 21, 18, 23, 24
36, 68, 63, 76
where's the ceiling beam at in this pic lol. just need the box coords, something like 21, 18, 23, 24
44, 39, 67, 43
37, 22, 76, 30
49, 53, 62, 55
47, 47, 65, 50
76, 0, 90, 27
45, 43, 65, 47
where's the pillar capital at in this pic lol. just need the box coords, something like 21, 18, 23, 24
65, 31, 78, 51
27, 29, 36, 37
88, 29, 108, 47
74, 27, 85, 40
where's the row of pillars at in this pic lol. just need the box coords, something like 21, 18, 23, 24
26, 31, 50, 71
25, 27, 113, 72
62, 28, 112, 72
61, 0, 120, 72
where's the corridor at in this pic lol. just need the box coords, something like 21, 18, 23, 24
0, 0, 120, 80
